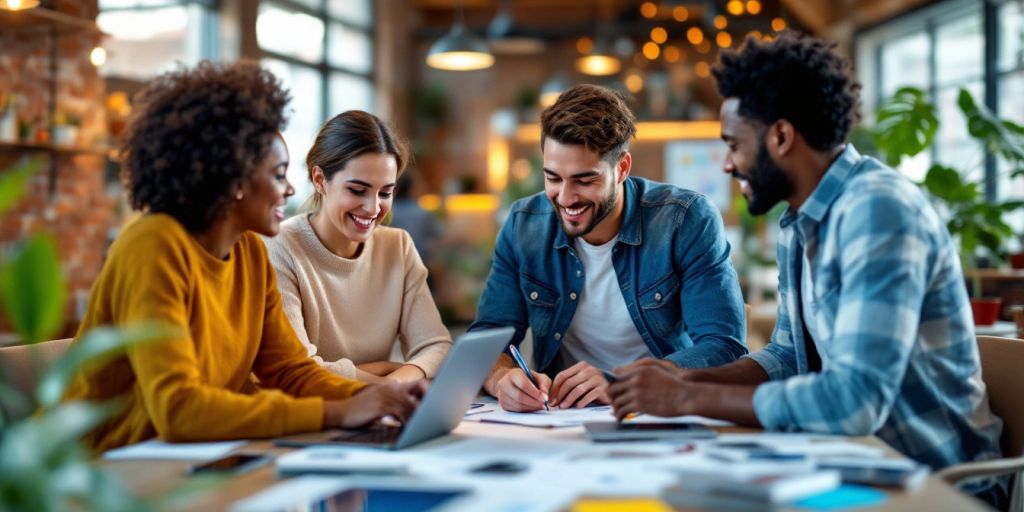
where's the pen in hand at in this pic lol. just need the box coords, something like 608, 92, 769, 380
603, 369, 637, 422
508, 344, 550, 411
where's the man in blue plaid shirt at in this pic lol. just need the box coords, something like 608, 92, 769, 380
607, 33, 1006, 506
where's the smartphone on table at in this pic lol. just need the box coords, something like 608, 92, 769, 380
187, 452, 272, 475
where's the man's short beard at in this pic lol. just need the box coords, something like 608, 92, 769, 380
556, 183, 619, 239
744, 140, 794, 216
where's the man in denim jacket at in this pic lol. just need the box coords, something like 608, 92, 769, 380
471, 84, 747, 412
607, 34, 1005, 507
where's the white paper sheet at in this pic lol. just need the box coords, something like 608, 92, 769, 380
715, 433, 886, 457
465, 405, 618, 428
629, 414, 736, 427
275, 446, 411, 475
102, 439, 247, 461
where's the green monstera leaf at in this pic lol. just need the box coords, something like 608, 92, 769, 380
873, 87, 939, 166
0, 157, 40, 216
0, 233, 66, 345
923, 164, 977, 204
958, 88, 1024, 165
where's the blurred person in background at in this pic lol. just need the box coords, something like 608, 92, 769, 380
390, 172, 443, 287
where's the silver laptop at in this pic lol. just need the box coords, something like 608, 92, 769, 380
275, 327, 514, 450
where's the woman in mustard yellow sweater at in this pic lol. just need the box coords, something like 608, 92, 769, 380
63, 61, 425, 452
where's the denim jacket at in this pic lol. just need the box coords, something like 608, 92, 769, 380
470, 176, 747, 373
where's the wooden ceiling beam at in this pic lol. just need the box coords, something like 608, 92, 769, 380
779, 0, 837, 35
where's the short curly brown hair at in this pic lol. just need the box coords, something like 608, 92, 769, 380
120, 60, 290, 232
540, 84, 637, 162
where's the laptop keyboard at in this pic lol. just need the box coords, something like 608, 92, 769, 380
332, 426, 403, 444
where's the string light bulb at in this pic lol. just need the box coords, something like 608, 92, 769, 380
89, 46, 107, 67
0, 0, 40, 10
640, 1, 657, 19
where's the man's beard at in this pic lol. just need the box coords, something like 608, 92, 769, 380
555, 184, 618, 239
740, 141, 794, 215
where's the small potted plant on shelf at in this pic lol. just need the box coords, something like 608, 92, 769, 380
867, 87, 1024, 326
0, 91, 17, 143
51, 112, 81, 146
17, 119, 33, 143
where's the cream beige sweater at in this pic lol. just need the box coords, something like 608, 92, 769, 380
264, 215, 451, 379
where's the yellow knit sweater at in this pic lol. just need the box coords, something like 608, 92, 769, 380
64, 214, 366, 452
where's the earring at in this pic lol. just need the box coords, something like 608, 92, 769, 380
236, 190, 244, 200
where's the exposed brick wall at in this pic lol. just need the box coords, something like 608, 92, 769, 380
0, 0, 113, 340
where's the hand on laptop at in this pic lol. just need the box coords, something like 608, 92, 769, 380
324, 380, 429, 428
550, 361, 610, 409
494, 368, 552, 412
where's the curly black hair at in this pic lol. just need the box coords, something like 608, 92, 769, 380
120, 60, 290, 232
711, 33, 861, 151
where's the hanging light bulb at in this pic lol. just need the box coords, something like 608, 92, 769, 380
576, 54, 621, 76
426, 0, 494, 71
0, 0, 40, 10
575, 34, 621, 76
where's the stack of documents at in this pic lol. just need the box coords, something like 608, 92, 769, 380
102, 439, 247, 461
668, 470, 842, 504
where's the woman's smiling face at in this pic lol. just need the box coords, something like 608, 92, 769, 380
315, 152, 398, 249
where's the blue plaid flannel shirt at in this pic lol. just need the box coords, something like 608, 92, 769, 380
745, 145, 1003, 472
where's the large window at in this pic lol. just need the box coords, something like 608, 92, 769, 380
856, 0, 1022, 200
997, 0, 1024, 200
257, 0, 375, 208
97, 0, 217, 81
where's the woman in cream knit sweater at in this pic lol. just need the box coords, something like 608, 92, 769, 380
264, 111, 451, 383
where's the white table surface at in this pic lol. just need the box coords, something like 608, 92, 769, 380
974, 320, 1017, 337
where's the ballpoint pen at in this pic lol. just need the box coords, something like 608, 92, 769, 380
507, 344, 549, 411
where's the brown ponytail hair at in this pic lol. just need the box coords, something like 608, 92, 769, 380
303, 110, 409, 212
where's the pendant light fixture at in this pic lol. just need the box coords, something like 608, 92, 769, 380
575, 4, 621, 76
576, 37, 621, 76
426, 0, 494, 71
0, 0, 40, 10
487, 0, 545, 55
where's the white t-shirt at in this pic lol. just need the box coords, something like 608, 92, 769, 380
801, 251, 830, 370
559, 237, 652, 370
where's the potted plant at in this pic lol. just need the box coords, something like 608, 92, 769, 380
867, 87, 1024, 325
0, 158, 184, 511
51, 112, 81, 146
0, 92, 16, 143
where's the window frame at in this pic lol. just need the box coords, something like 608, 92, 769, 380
257, 0, 376, 123
854, 0, 1020, 201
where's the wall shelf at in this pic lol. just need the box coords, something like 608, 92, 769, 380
0, 141, 109, 156
0, 6, 104, 35
1, 6, 108, 198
